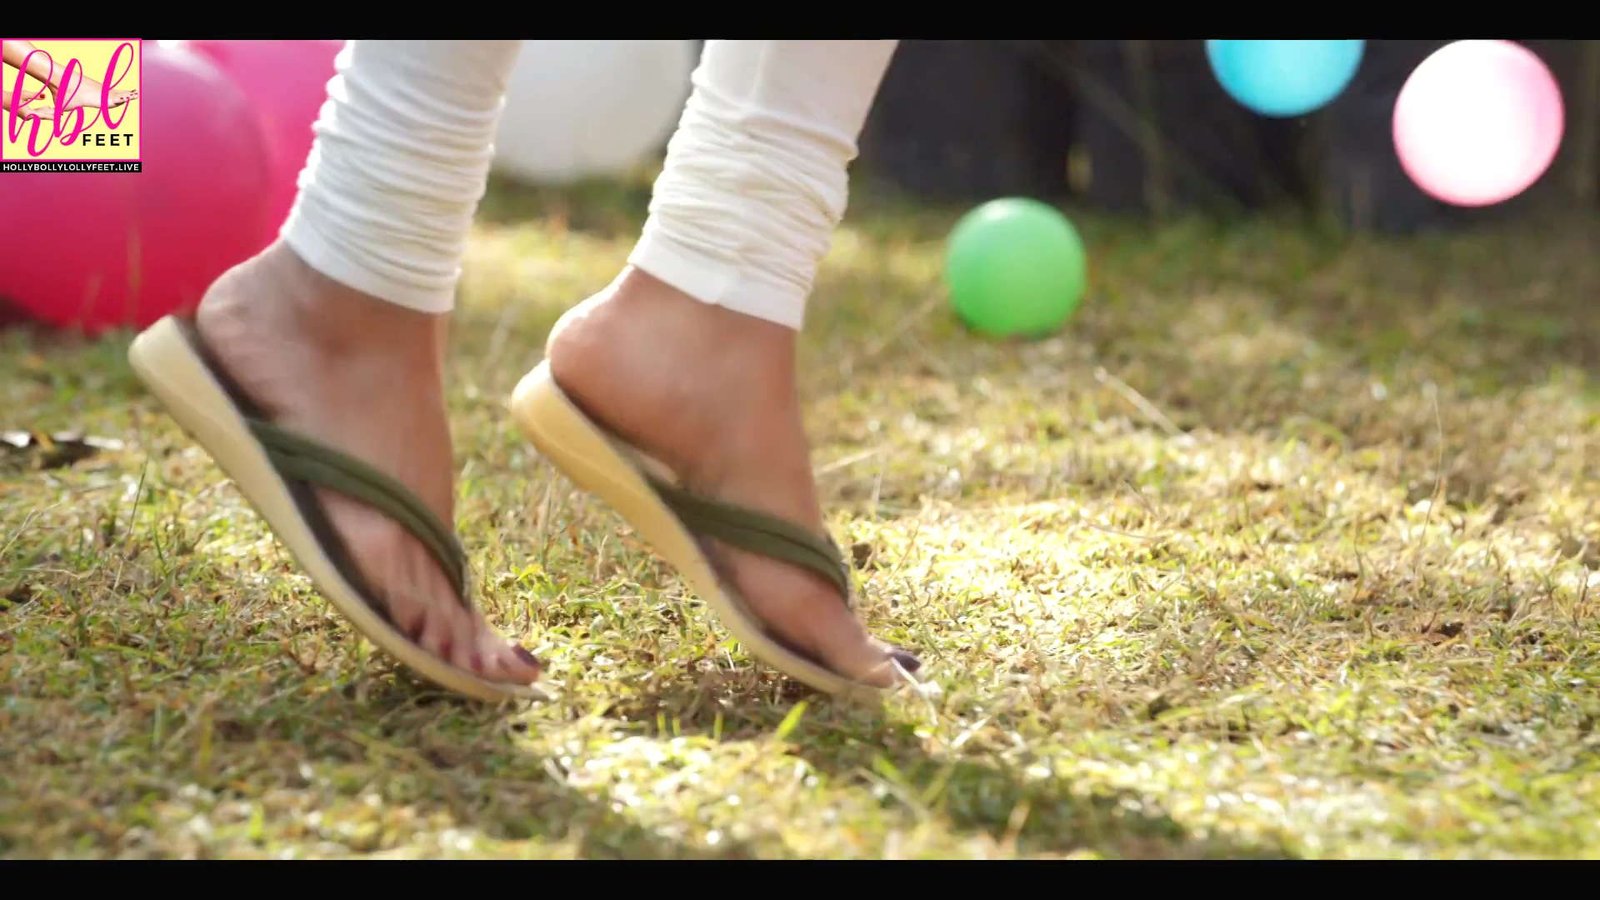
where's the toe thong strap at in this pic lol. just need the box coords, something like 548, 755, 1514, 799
643, 474, 852, 604
250, 418, 471, 604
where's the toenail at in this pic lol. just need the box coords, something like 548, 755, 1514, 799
514, 645, 542, 669
890, 651, 922, 674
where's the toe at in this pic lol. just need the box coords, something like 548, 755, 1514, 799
432, 596, 485, 675
324, 493, 539, 688
724, 553, 918, 689
476, 628, 542, 684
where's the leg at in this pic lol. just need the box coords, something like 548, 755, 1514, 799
1, 39, 138, 114
194, 40, 541, 686
545, 40, 918, 687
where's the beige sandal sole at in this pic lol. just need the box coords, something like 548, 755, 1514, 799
510, 361, 887, 700
129, 317, 544, 704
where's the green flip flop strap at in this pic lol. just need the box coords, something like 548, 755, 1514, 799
643, 474, 852, 603
250, 419, 470, 601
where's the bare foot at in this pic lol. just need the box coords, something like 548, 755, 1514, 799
195, 244, 541, 686
545, 268, 920, 688
49, 73, 137, 113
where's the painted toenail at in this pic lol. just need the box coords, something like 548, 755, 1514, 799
890, 651, 922, 674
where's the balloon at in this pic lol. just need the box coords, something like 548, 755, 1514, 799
945, 198, 1087, 338
185, 39, 344, 236
1206, 40, 1365, 117
1392, 40, 1565, 207
492, 40, 696, 185
0, 46, 272, 333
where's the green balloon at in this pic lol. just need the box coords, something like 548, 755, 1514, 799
944, 198, 1088, 338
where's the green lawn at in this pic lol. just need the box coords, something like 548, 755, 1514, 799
3, 177, 1598, 859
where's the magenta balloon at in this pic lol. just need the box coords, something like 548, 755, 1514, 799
187, 40, 343, 237
0, 46, 272, 332
1393, 41, 1565, 207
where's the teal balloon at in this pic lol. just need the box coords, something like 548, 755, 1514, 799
1206, 39, 1365, 117
945, 198, 1087, 338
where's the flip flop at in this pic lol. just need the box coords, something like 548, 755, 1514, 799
128, 316, 543, 703
509, 360, 911, 700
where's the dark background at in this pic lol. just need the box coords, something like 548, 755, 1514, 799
856, 40, 1600, 232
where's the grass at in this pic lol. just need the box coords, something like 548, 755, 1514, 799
3, 174, 1599, 859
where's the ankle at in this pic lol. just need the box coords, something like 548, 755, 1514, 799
200, 244, 446, 365
551, 268, 800, 390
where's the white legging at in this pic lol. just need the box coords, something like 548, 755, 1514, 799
280, 40, 898, 330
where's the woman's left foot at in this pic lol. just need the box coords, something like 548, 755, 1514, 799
546, 268, 920, 688
50, 74, 137, 114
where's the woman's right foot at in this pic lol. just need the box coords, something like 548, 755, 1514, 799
193, 244, 542, 686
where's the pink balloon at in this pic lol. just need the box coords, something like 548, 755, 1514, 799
0, 46, 272, 333
187, 40, 343, 239
1393, 40, 1565, 207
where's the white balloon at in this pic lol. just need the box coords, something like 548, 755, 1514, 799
492, 40, 697, 185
